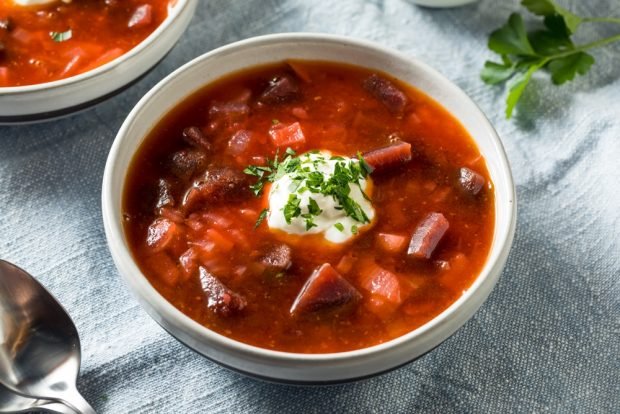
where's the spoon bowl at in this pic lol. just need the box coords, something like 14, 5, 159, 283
0, 260, 94, 413
0, 383, 76, 413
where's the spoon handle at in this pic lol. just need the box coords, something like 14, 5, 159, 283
53, 387, 96, 414
37, 402, 79, 414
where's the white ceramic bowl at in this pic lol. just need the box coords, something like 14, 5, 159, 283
102, 33, 516, 384
408, 0, 477, 7
0, 0, 197, 124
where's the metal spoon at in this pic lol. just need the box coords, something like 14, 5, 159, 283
0, 383, 76, 414
0, 260, 95, 414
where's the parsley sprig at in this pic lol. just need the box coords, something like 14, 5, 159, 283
244, 149, 373, 231
482, 0, 620, 118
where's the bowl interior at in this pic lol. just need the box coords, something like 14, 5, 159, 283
104, 34, 515, 362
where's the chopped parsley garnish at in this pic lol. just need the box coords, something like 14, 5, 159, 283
244, 149, 373, 231
254, 208, 269, 229
50, 29, 72, 42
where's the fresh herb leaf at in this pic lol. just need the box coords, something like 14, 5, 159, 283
254, 208, 269, 229
488, 13, 536, 56
505, 63, 543, 118
50, 29, 72, 42
481, 61, 516, 85
334, 222, 344, 232
482, 0, 620, 118
351, 225, 359, 235
547, 51, 594, 84
522, 0, 582, 33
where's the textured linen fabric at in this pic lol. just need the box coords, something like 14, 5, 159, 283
1, 0, 619, 412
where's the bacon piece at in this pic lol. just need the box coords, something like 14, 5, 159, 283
169, 149, 207, 179
128, 4, 153, 28
407, 212, 449, 259
268, 122, 306, 150
290, 264, 361, 315
363, 74, 408, 114
182, 126, 211, 152
182, 167, 248, 211
259, 74, 300, 104
459, 167, 486, 196
259, 244, 292, 276
199, 267, 247, 317
361, 140, 412, 172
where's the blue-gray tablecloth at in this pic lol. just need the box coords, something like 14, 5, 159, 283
1, 0, 618, 412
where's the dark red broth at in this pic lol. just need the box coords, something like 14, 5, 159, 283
0, 0, 169, 87
123, 61, 495, 353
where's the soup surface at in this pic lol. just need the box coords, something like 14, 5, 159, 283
123, 61, 495, 353
0, 0, 169, 87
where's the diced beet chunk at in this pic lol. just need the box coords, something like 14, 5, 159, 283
259, 244, 292, 276
459, 167, 486, 196
290, 263, 362, 315
155, 178, 174, 209
182, 167, 248, 211
226, 130, 253, 156
407, 212, 450, 259
363, 74, 408, 114
208, 101, 249, 124
169, 149, 207, 179
260, 74, 300, 104
268, 122, 306, 149
182, 126, 211, 152
199, 267, 247, 317
128, 4, 152, 28
362, 141, 412, 172
146, 218, 181, 253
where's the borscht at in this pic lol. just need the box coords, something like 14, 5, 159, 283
123, 61, 495, 353
0, 0, 169, 87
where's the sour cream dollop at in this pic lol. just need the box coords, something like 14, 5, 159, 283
267, 151, 375, 243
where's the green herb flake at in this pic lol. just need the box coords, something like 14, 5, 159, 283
50, 29, 72, 42
334, 222, 344, 232
254, 208, 269, 229
283, 194, 301, 224
351, 225, 359, 235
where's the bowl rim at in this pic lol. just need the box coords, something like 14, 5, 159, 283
0, 0, 192, 94
102, 32, 516, 363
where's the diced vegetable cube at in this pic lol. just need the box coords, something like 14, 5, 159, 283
199, 267, 247, 316
268, 122, 306, 149
407, 212, 449, 259
376, 233, 407, 253
361, 140, 412, 172
290, 263, 361, 315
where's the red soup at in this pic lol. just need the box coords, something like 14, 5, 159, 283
123, 61, 495, 353
0, 0, 169, 87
